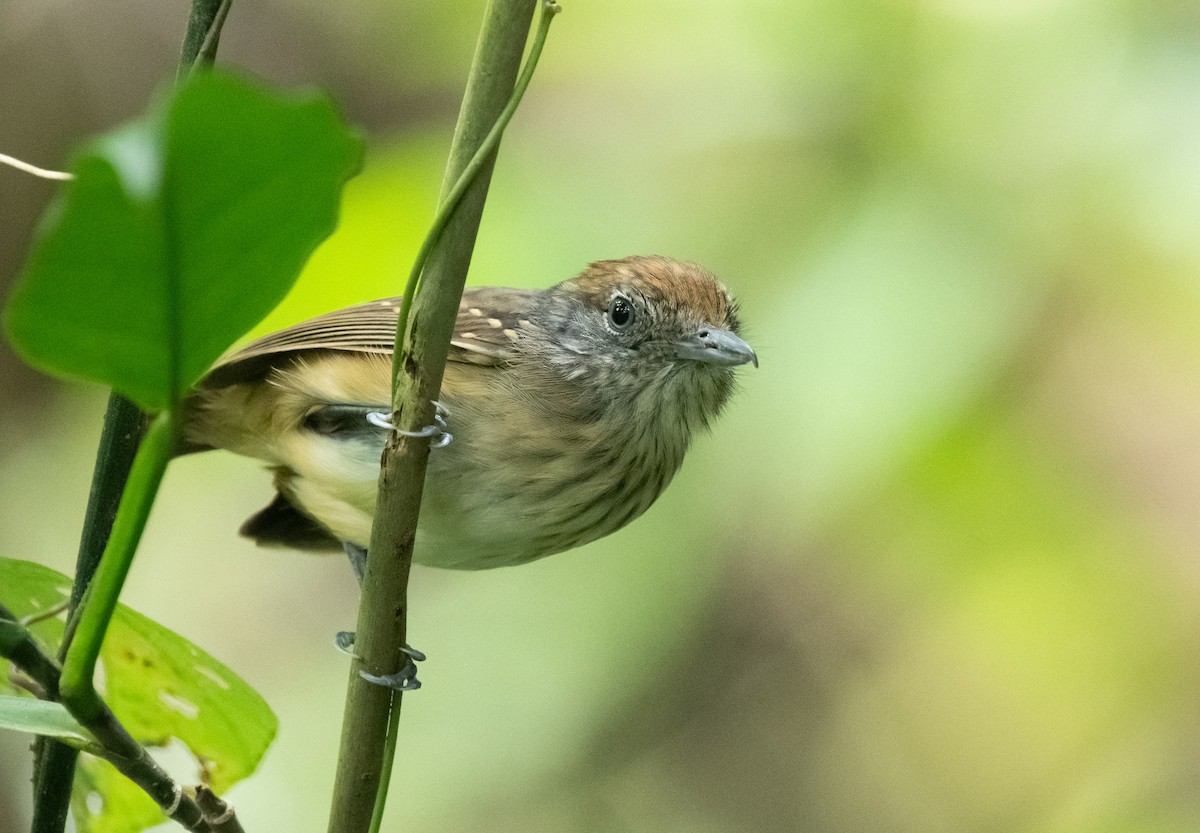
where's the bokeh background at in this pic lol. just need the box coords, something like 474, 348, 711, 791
4, 0, 1200, 830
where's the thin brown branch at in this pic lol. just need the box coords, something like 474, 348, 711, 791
325, 2, 539, 832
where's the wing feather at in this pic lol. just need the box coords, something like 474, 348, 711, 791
201, 287, 542, 388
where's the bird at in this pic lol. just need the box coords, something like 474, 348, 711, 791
182, 255, 757, 571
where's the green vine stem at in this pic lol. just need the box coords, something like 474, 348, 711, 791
58, 410, 177, 719
177, 0, 228, 78
368, 10, 560, 832
32, 401, 147, 831
31, 7, 233, 828
325, 2, 557, 832
390, 1, 562, 389
2, 603, 240, 832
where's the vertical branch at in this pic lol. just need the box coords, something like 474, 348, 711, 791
31, 396, 146, 833
30, 2, 232, 830
325, 2, 538, 832
177, 0, 227, 77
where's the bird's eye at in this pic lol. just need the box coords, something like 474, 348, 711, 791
608, 295, 635, 330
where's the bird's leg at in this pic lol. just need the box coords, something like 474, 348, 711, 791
333, 542, 367, 658
366, 400, 452, 448
335, 541, 426, 691
344, 541, 368, 586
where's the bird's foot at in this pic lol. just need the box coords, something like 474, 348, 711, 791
337, 542, 425, 689
366, 401, 452, 448
335, 632, 426, 691
360, 644, 426, 691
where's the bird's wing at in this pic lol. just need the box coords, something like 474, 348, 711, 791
450, 286, 541, 364
201, 287, 542, 387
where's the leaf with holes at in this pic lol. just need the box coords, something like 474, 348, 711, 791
0, 559, 278, 833
72, 761, 161, 833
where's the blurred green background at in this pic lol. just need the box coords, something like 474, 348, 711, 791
4, 0, 1200, 831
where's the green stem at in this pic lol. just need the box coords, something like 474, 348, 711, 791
177, 0, 227, 78
0, 605, 62, 700
67, 396, 150, 614
366, 690, 406, 833
59, 411, 177, 721
31, 2, 228, 828
192, 0, 234, 71
2, 606, 221, 830
363, 9, 560, 832
390, 0, 562, 391
32, 394, 146, 833
326, 3, 556, 831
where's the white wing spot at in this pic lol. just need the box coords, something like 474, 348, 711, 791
467, 308, 483, 317
487, 318, 503, 328
503, 329, 519, 341
459, 331, 479, 339
518, 319, 532, 328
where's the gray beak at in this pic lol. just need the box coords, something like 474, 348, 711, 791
675, 327, 759, 368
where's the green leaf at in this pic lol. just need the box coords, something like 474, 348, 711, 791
72, 759, 161, 833
100, 602, 277, 791
0, 558, 71, 647
0, 559, 278, 831
3, 70, 362, 411
0, 695, 92, 743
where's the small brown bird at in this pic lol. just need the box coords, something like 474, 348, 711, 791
183, 255, 757, 570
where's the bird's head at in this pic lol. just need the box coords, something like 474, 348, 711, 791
528, 256, 757, 430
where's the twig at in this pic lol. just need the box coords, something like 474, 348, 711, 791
31, 0, 232, 829
391, 1, 562, 384
196, 786, 245, 833
0, 153, 73, 181
367, 8, 560, 833
177, 0, 228, 79
192, 0, 234, 74
0, 604, 61, 699
32, 395, 147, 831
2, 607, 233, 831
60, 412, 178, 722
325, 2, 552, 831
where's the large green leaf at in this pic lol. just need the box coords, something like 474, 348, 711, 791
3, 71, 362, 411
0, 558, 278, 833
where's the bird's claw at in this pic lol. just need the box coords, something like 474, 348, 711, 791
396, 413, 452, 448
358, 644, 427, 692
360, 664, 420, 691
335, 633, 425, 690
366, 404, 453, 448
334, 631, 358, 656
